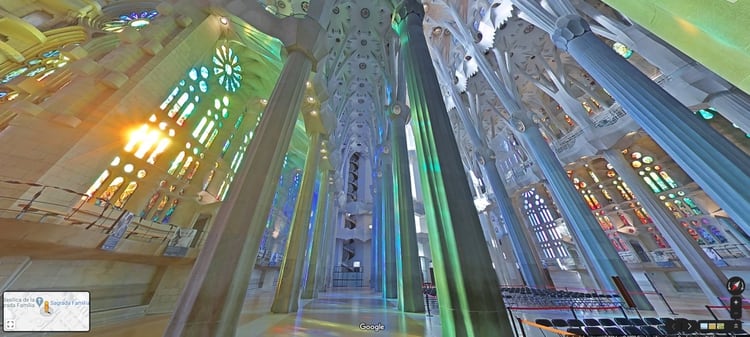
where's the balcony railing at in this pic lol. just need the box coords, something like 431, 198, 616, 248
0, 179, 178, 246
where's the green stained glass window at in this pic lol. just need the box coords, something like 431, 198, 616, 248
213, 45, 242, 92
205, 129, 219, 148
222, 139, 231, 157
176, 102, 196, 125
234, 114, 244, 129
193, 117, 208, 138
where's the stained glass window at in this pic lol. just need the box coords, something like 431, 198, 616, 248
213, 45, 242, 92
83, 170, 110, 199
114, 182, 138, 208
98, 177, 124, 205
102, 10, 159, 33
162, 200, 179, 223
612, 42, 633, 59
140, 192, 160, 218
522, 188, 568, 259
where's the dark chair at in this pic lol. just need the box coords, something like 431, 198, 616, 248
614, 317, 633, 326
640, 325, 665, 336
566, 327, 586, 336
604, 327, 627, 336
568, 319, 586, 327
551, 319, 569, 327
644, 317, 662, 326
622, 325, 644, 336
535, 319, 553, 327
659, 317, 673, 325
583, 318, 600, 326
598, 318, 618, 327
630, 318, 647, 326
584, 326, 608, 336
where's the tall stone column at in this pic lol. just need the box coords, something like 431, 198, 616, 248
380, 148, 398, 299
432, 50, 549, 288
511, 115, 651, 309
321, 195, 340, 292
479, 150, 551, 289
551, 15, 750, 236
394, 1, 513, 335
390, 102, 426, 312
371, 166, 383, 291
603, 149, 727, 305
163, 17, 326, 337
478, 210, 512, 286
301, 168, 331, 299
271, 132, 322, 313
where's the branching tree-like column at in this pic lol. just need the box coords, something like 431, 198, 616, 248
431, 49, 550, 289
449, 8, 651, 307
576, 0, 750, 134
513, 48, 594, 128
515, 0, 750, 236
164, 15, 328, 337
394, 1, 513, 335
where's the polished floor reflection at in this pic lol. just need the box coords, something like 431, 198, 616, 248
54, 285, 745, 337
59, 288, 442, 337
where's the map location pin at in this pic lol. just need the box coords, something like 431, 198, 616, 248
36, 297, 43, 307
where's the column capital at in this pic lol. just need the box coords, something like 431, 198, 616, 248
552, 14, 591, 51
388, 101, 411, 123
393, 0, 425, 26
280, 16, 329, 71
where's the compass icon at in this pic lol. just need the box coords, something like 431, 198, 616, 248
727, 276, 745, 296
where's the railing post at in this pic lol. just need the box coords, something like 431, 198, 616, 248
16, 186, 46, 219
516, 317, 527, 337
658, 292, 676, 315
424, 291, 432, 317
508, 307, 519, 337
706, 305, 719, 320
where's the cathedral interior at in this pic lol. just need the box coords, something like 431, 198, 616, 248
0, 0, 749, 336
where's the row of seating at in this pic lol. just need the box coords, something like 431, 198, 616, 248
501, 287, 622, 307
536, 317, 669, 336
536, 317, 667, 328
565, 325, 664, 336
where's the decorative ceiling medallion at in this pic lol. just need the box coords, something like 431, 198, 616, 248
301, 1, 309, 12
360, 8, 370, 18
333, 6, 340, 14
277, 1, 286, 9
359, 62, 367, 70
